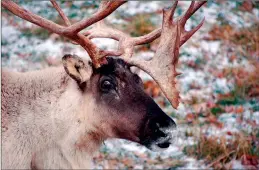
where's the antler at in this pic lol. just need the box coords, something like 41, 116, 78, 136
1, 0, 126, 67
2, 0, 206, 109
126, 1, 206, 109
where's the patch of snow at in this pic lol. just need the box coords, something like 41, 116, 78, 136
213, 78, 232, 94
135, 51, 155, 61
133, 164, 144, 169
138, 69, 153, 81
180, 157, 205, 169
252, 112, 259, 124
231, 160, 244, 169
91, 38, 118, 50
121, 142, 147, 153
200, 41, 221, 55
2, 26, 20, 42
201, 6, 218, 25
118, 1, 164, 16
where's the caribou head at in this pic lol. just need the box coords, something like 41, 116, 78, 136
2, 0, 205, 152
62, 54, 177, 150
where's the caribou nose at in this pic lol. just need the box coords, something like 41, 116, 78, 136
148, 113, 178, 148
141, 113, 178, 150
143, 99, 177, 150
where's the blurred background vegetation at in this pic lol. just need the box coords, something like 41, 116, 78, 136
1, 0, 259, 169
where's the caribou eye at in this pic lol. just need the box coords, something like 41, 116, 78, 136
100, 79, 114, 92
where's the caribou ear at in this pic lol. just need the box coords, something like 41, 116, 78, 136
62, 54, 92, 86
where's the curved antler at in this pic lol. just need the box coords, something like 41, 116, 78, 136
1, 0, 126, 67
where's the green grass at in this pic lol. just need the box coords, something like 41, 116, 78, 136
210, 107, 225, 116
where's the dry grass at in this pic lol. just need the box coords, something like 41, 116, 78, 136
125, 14, 156, 37
207, 22, 259, 59
221, 62, 259, 99
183, 132, 259, 169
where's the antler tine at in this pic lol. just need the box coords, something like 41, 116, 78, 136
180, 17, 205, 46
50, 0, 71, 26
189, 1, 206, 18
163, 1, 178, 24
50, 0, 81, 45
179, 1, 206, 46
132, 28, 161, 45
180, 1, 195, 26
83, 21, 128, 41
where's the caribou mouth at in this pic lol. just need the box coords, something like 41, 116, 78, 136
147, 140, 171, 151
153, 134, 172, 150
157, 141, 171, 149
157, 142, 171, 148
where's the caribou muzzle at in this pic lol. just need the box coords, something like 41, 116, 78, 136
140, 100, 177, 151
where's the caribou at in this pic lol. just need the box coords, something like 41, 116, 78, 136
1, 0, 206, 169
